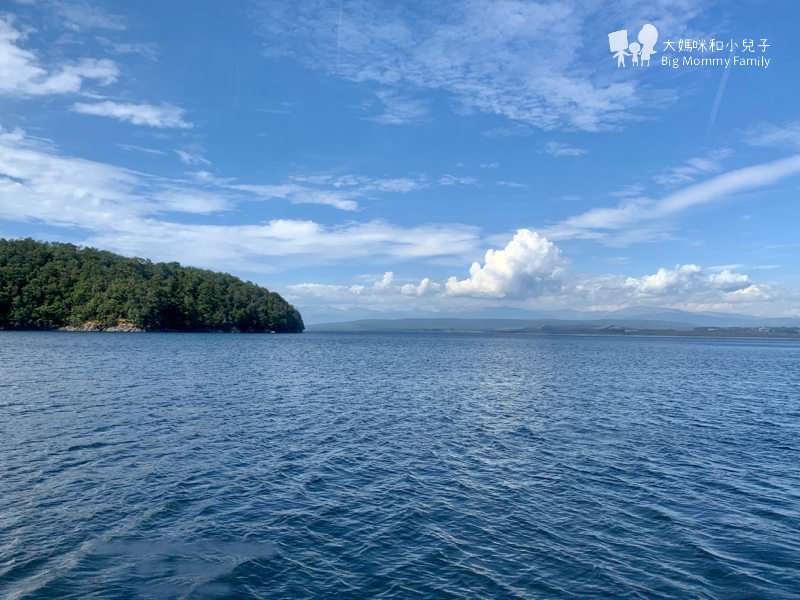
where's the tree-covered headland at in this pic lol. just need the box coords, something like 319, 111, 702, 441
0, 239, 304, 333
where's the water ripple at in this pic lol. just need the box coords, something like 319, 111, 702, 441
1, 332, 799, 599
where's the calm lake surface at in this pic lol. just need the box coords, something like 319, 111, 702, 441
1, 332, 799, 599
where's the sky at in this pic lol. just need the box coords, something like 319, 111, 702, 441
1, 0, 799, 316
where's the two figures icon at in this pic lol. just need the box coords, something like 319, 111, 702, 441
609, 24, 658, 67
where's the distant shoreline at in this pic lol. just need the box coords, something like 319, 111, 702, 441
0, 328, 285, 334
3, 327, 798, 339
305, 328, 800, 339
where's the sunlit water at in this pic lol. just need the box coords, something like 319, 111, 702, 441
1, 332, 799, 599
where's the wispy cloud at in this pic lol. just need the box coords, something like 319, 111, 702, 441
744, 121, 800, 150
232, 183, 360, 211
542, 141, 588, 157
55, 0, 126, 31
497, 181, 528, 188
232, 173, 430, 211
71, 101, 193, 128
0, 16, 118, 96
610, 184, 645, 198
255, 0, 708, 131
96, 36, 158, 61
362, 91, 429, 125
439, 174, 477, 186
175, 149, 211, 166
543, 155, 800, 245
117, 143, 166, 155
1, 127, 795, 315
653, 149, 733, 186
0, 127, 482, 271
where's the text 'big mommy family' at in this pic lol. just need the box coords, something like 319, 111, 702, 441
662, 55, 771, 68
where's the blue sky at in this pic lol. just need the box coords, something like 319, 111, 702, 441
1, 0, 799, 316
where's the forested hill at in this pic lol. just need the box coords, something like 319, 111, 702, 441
0, 239, 304, 333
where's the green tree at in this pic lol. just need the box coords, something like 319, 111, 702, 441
0, 239, 304, 333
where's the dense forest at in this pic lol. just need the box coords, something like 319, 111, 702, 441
0, 239, 304, 333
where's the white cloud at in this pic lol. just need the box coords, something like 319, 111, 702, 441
1, 127, 795, 315
625, 264, 750, 296
0, 127, 482, 270
83, 220, 482, 274
707, 264, 745, 273
367, 178, 424, 193
543, 154, 800, 245
443, 229, 567, 298
497, 181, 528, 188
149, 186, 232, 214
610, 184, 645, 198
233, 183, 359, 211
256, 0, 707, 131
543, 141, 588, 157
285, 230, 787, 313
744, 121, 800, 150
653, 149, 732, 186
117, 143, 166, 155
175, 149, 211, 166
363, 91, 429, 125
233, 173, 431, 210
96, 37, 158, 61
0, 16, 118, 96
71, 101, 193, 128
439, 174, 477, 186
55, 1, 126, 31
192, 171, 430, 211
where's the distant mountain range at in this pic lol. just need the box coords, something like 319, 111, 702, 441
308, 318, 704, 332
300, 305, 800, 329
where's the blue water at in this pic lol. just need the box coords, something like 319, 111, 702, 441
1, 332, 799, 599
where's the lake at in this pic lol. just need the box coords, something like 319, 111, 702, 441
1, 332, 799, 599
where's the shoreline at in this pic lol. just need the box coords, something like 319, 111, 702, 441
305, 329, 800, 339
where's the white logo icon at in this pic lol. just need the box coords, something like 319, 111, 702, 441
609, 24, 658, 67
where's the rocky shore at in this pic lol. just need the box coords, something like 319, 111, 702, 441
57, 321, 144, 333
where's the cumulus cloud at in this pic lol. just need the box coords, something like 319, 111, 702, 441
287, 234, 780, 314
444, 230, 567, 298
293, 230, 563, 302
71, 101, 193, 129
0, 16, 118, 96
625, 264, 750, 296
